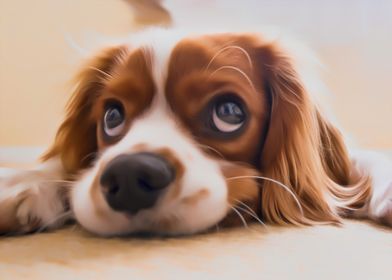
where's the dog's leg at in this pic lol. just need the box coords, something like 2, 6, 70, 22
350, 151, 392, 226
0, 159, 71, 234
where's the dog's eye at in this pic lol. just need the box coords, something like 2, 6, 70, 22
212, 100, 245, 133
103, 104, 125, 137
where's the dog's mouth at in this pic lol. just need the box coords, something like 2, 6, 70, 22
71, 150, 233, 236
98, 197, 263, 237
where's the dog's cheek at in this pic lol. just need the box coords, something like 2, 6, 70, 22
218, 163, 260, 227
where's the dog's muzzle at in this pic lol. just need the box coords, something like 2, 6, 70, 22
100, 152, 175, 214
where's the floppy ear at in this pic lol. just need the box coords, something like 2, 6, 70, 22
257, 43, 371, 225
42, 46, 128, 174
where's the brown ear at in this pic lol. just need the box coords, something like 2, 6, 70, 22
42, 46, 128, 174
257, 43, 371, 225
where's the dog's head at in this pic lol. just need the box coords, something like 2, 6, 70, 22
44, 30, 370, 236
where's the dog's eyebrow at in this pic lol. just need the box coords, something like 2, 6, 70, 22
88, 66, 114, 81
205, 45, 254, 72
104, 48, 155, 101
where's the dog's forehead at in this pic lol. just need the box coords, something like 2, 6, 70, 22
121, 30, 260, 100
124, 29, 194, 92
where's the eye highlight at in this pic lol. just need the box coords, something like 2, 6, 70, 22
103, 103, 125, 138
210, 97, 246, 134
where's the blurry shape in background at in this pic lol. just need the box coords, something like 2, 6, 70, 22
124, 0, 171, 26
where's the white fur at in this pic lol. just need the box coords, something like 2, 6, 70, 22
72, 106, 228, 236
0, 159, 69, 231
71, 44, 228, 236
350, 150, 392, 225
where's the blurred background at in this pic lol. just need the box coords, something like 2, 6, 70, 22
0, 0, 391, 163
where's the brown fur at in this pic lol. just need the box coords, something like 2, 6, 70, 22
42, 46, 130, 173
43, 33, 372, 229
43, 46, 155, 173
255, 41, 372, 225
166, 35, 269, 164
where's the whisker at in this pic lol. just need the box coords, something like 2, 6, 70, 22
228, 175, 304, 216
235, 205, 267, 229
36, 210, 73, 233
81, 151, 98, 164
234, 199, 254, 213
205, 45, 254, 71
197, 144, 225, 159
70, 224, 79, 232
233, 199, 267, 228
209, 65, 256, 92
36, 181, 74, 192
230, 206, 248, 228
88, 66, 113, 80
40, 180, 73, 184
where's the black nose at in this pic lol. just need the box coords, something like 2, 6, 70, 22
100, 152, 175, 214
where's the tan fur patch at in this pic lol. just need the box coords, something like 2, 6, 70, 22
154, 148, 185, 201
181, 189, 209, 205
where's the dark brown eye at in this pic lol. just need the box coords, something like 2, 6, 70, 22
212, 100, 245, 133
103, 104, 125, 137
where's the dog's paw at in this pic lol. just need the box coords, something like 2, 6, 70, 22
0, 169, 69, 234
14, 194, 43, 233
370, 182, 392, 226
17, 186, 68, 233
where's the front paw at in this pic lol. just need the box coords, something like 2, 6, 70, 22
0, 197, 23, 233
0, 171, 70, 234
15, 189, 66, 233
0, 191, 44, 234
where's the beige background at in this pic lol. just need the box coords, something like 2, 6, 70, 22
0, 0, 391, 149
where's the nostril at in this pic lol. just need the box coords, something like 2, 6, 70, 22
107, 181, 120, 195
137, 177, 154, 192
136, 175, 170, 192
100, 173, 120, 196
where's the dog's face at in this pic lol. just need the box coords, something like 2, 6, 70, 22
44, 30, 370, 236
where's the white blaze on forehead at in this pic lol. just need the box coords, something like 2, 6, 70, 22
125, 28, 187, 92
125, 28, 189, 118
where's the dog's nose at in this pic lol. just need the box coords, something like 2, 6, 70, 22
100, 152, 175, 214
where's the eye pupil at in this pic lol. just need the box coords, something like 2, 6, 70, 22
211, 99, 246, 133
106, 108, 122, 129
216, 102, 244, 124
103, 104, 125, 137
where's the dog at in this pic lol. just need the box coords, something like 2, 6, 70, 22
0, 27, 391, 236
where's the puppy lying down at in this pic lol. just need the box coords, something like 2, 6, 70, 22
0, 28, 391, 236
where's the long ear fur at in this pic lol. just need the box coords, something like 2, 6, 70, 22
257, 43, 371, 225
42, 46, 128, 174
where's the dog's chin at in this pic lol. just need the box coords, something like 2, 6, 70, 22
71, 164, 229, 237
72, 204, 230, 237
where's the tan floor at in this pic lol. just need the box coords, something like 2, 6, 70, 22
0, 221, 391, 280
